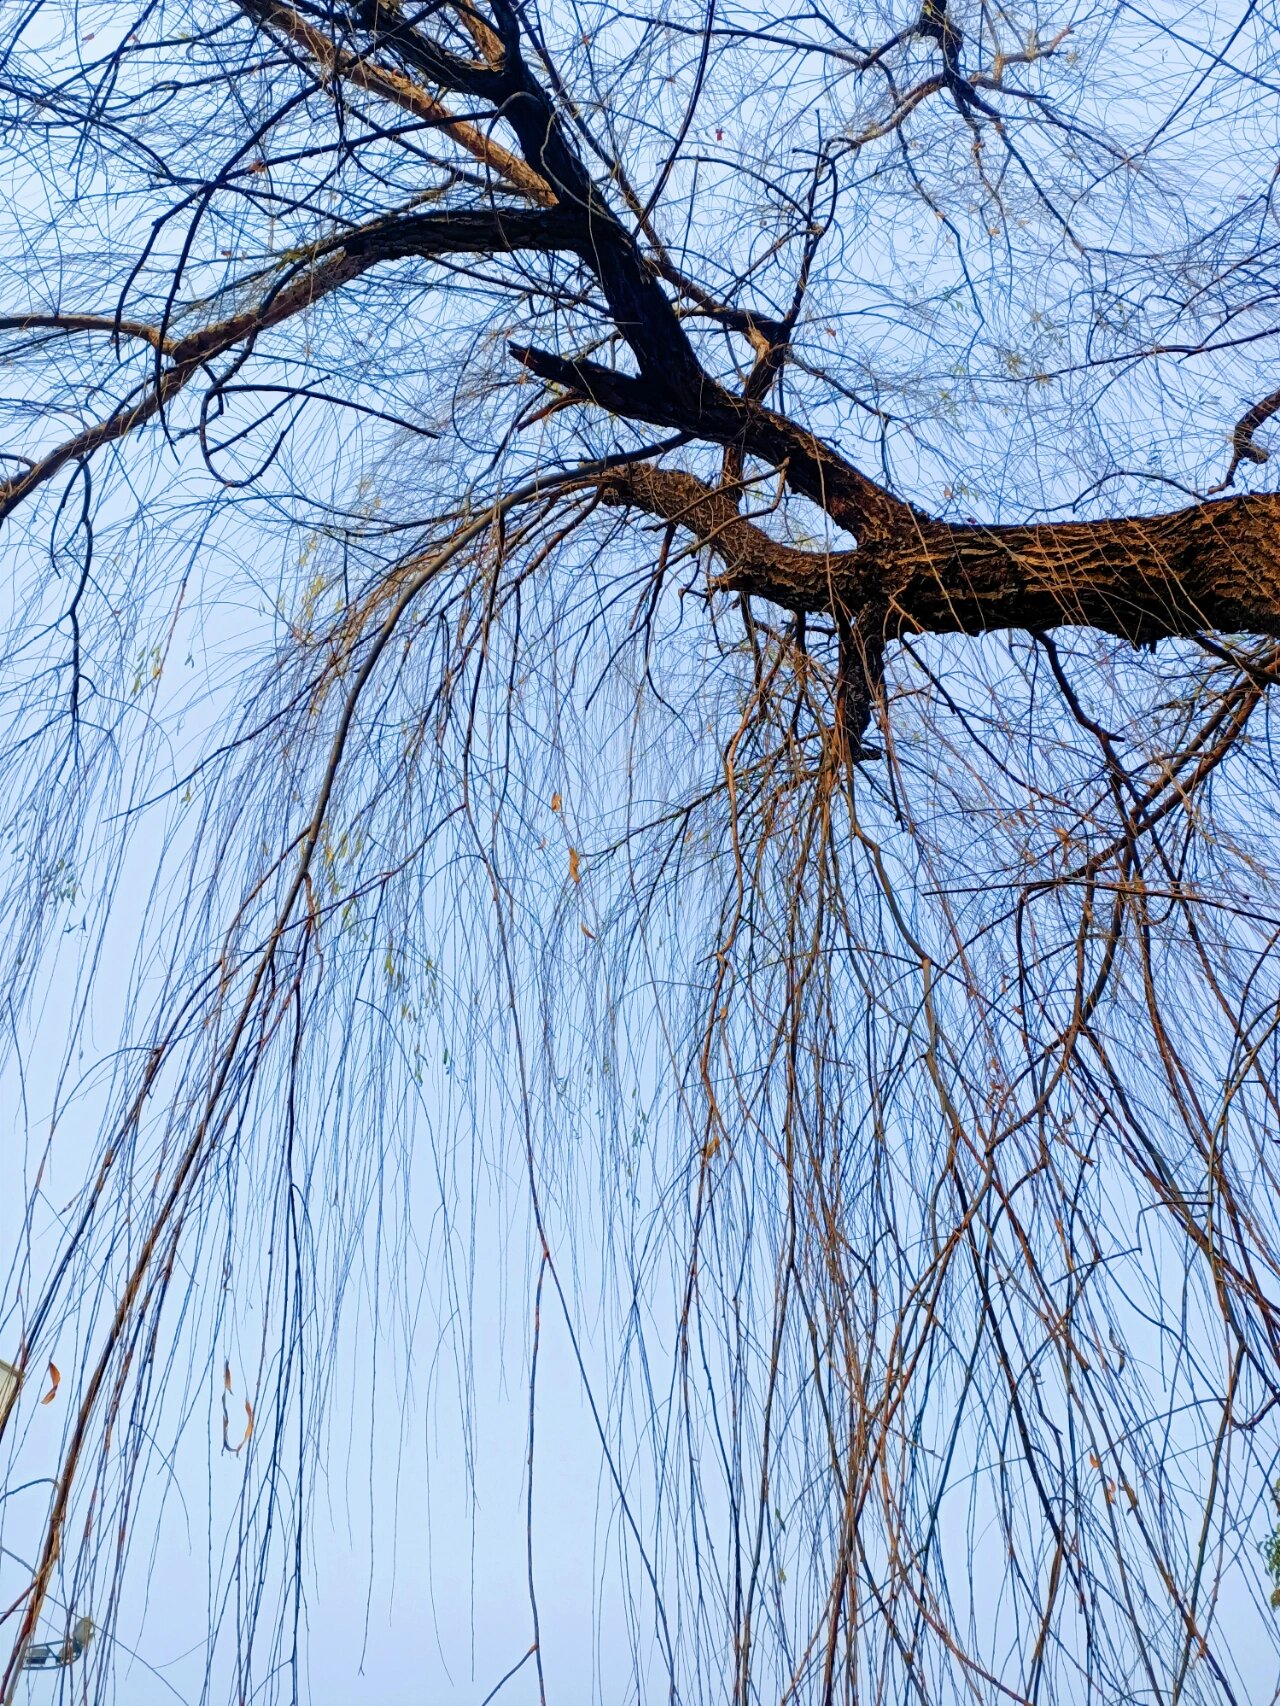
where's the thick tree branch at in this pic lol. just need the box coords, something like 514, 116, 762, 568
599, 463, 861, 593
904, 497, 1280, 640
602, 464, 1280, 643
513, 345, 919, 543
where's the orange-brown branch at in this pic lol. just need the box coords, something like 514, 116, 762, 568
240, 0, 556, 204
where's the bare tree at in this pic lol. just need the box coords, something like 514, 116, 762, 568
1, 0, 1280, 1700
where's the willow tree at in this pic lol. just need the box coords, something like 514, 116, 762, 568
1, 0, 1279, 1700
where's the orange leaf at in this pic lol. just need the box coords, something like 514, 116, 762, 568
235, 1400, 255, 1454
550, 792, 562, 812
41, 1362, 60, 1405
224, 1361, 232, 1392
580, 924, 595, 940
568, 847, 580, 883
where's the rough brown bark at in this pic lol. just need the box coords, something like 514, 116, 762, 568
602, 465, 1280, 642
